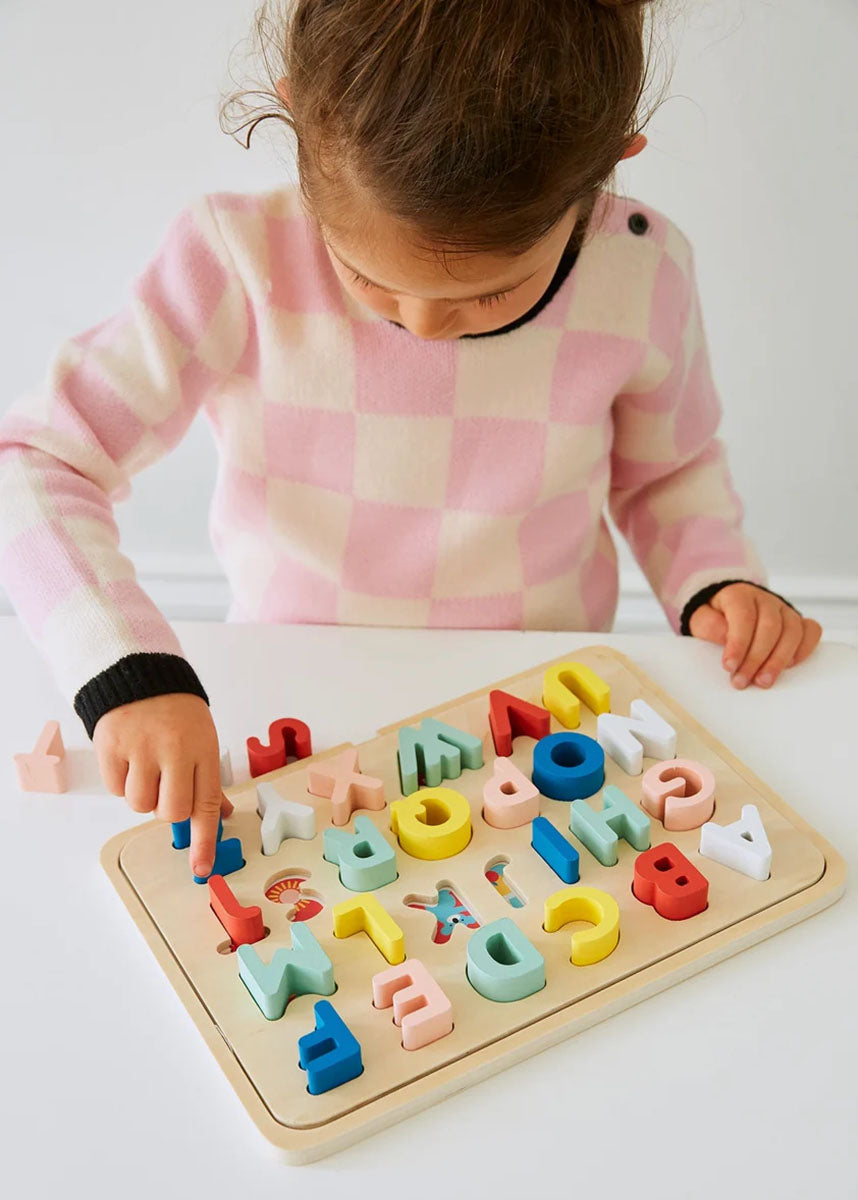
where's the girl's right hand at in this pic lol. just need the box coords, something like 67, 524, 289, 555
93, 693, 234, 878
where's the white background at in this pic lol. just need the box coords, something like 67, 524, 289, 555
1, 0, 856, 634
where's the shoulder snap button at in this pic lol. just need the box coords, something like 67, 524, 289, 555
628, 212, 649, 235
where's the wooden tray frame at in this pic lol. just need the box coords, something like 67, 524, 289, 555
100, 647, 846, 1162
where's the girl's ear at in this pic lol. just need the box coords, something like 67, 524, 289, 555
620, 133, 648, 161
275, 76, 291, 108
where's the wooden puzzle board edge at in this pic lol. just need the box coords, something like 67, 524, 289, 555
100, 646, 846, 1163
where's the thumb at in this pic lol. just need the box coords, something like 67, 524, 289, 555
688, 603, 729, 645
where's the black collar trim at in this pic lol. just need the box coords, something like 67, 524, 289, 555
383, 244, 581, 340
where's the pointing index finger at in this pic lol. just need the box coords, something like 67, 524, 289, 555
190, 753, 227, 879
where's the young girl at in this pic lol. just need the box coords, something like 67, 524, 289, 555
0, 0, 821, 878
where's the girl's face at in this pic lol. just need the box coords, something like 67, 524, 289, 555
321, 203, 581, 340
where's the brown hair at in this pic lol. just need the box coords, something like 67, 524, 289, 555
220, 0, 674, 259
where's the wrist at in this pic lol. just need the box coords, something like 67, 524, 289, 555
74, 652, 210, 740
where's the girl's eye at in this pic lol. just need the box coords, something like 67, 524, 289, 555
477, 290, 511, 309
348, 267, 512, 309
349, 270, 375, 290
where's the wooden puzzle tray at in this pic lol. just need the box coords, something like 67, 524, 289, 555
100, 646, 846, 1162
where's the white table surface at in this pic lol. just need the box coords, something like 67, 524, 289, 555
1, 616, 855, 1199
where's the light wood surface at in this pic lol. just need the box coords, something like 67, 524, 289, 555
101, 646, 846, 1162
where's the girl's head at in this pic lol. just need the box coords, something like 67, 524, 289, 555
222, 0, 668, 338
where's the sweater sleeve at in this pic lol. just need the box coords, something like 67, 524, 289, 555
607, 237, 768, 634
0, 194, 248, 730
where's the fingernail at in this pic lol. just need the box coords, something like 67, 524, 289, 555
724, 659, 738, 672
733, 675, 747, 689
757, 673, 772, 687
194, 862, 210, 877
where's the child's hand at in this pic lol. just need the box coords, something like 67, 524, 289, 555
688, 582, 821, 689
93, 693, 234, 877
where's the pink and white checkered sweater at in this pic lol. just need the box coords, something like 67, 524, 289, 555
0, 186, 772, 737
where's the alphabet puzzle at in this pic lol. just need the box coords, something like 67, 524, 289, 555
101, 646, 846, 1163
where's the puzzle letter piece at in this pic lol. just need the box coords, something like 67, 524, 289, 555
193, 837, 244, 884
208, 874, 265, 947
324, 814, 398, 891
570, 784, 651, 867
298, 1001, 363, 1095
544, 885, 620, 965
482, 757, 540, 830
466, 918, 545, 1003
238, 924, 335, 1020
389, 786, 471, 860
307, 747, 385, 826
699, 804, 772, 880
13, 720, 67, 793
596, 699, 677, 776
256, 781, 316, 856
397, 718, 483, 797
532, 731, 605, 801
531, 816, 580, 883
332, 893, 405, 964
372, 959, 453, 1050
246, 717, 312, 779
542, 662, 611, 729
488, 689, 551, 757
641, 759, 716, 831
633, 843, 709, 920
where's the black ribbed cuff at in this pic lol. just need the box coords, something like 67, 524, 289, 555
73, 651, 210, 740
680, 579, 800, 637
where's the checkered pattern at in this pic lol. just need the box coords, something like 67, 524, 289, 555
0, 185, 767, 706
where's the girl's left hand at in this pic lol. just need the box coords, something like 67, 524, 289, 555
688, 582, 822, 689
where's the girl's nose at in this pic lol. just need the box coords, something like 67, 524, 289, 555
397, 298, 457, 340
